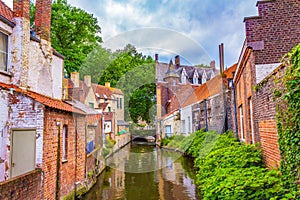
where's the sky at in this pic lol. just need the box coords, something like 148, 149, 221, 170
3, 0, 259, 68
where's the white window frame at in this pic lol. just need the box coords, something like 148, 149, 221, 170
239, 105, 245, 141
62, 125, 68, 161
0, 32, 8, 72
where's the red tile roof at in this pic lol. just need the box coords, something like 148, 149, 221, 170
99, 102, 108, 110
0, 82, 85, 114
224, 63, 237, 79
92, 83, 114, 100
182, 75, 223, 108
0, 1, 13, 21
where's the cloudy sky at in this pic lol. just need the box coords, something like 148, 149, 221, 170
3, 0, 258, 68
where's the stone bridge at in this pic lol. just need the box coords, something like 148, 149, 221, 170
131, 135, 156, 143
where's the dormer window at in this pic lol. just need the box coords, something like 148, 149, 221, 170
181, 75, 186, 84
193, 77, 198, 84
0, 32, 8, 72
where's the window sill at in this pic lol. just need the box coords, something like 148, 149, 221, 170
0, 70, 11, 77
62, 159, 68, 164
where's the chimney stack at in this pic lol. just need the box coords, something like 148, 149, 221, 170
34, 0, 52, 40
105, 82, 110, 88
155, 54, 158, 62
219, 43, 225, 75
70, 72, 80, 88
62, 78, 69, 100
84, 75, 91, 87
210, 60, 216, 69
13, 0, 30, 19
175, 55, 180, 67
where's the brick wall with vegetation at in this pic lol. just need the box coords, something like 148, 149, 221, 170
275, 43, 300, 195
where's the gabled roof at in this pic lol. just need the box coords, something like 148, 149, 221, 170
99, 102, 109, 110
0, 82, 85, 114
0, 1, 13, 21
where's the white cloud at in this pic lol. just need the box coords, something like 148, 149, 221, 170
2, 0, 258, 67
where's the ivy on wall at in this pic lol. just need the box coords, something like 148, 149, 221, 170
276, 43, 300, 193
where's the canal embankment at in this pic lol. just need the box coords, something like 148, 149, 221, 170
160, 130, 297, 199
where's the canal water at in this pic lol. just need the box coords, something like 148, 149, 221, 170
81, 142, 200, 200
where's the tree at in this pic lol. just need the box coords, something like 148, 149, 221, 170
80, 45, 112, 83
129, 83, 156, 124
99, 44, 153, 87
50, 0, 102, 74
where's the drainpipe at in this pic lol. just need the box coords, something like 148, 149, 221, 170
55, 121, 61, 200
204, 99, 208, 132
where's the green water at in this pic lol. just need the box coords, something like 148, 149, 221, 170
82, 142, 200, 200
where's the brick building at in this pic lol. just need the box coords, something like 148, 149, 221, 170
0, 0, 91, 199
234, 0, 300, 167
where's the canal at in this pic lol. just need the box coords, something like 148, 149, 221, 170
81, 142, 200, 200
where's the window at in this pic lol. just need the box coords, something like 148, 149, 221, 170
89, 102, 94, 108
188, 116, 191, 133
181, 75, 186, 84
239, 105, 245, 141
119, 97, 122, 109
117, 97, 119, 109
0, 32, 8, 71
193, 77, 198, 84
248, 98, 255, 144
108, 106, 111, 112
165, 125, 172, 137
62, 125, 68, 161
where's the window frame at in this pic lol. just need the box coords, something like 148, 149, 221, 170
0, 31, 8, 72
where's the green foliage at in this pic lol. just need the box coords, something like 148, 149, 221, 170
166, 134, 186, 148
80, 46, 112, 83
175, 130, 288, 199
129, 83, 156, 123
276, 43, 300, 194
51, 0, 102, 74
99, 44, 153, 87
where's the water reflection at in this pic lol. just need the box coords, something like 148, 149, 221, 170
82, 142, 200, 200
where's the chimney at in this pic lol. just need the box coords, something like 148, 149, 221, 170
155, 54, 158, 62
13, 0, 30, 19
62, 78, 69, 100
210, 60, 216, 69
84, 75, 91, 87
219, 43, 225, 75
34, 0, 52, 40
12, 0, 30, 87
70, 72, 80, 88
105, 82, 110, 88
175, 55, 180, 67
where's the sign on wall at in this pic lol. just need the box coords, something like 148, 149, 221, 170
104, 121, 112, 133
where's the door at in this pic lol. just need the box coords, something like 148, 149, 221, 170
11, 130, 36, 178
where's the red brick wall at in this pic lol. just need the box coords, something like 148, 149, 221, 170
34, 0, 52, 40
43, 109, 86, 199
235, 52, 258, 144
13, 0, 30, 19
255, 65, 286, 168
258, 120, 280, 168
0, 169, 43, 200
245, 0, 300, 64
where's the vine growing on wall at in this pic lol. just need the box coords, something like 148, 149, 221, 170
276, 43, 300, 193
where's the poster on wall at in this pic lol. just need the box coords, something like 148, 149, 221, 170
104, 121, 112, 133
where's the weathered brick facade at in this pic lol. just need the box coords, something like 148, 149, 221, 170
0, 169, 43, 200
254, 65, 286, 168
244, 0, 300, 65
234, 0, 300, 167
34, 0, 52, 40
43, 109, 86, 199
